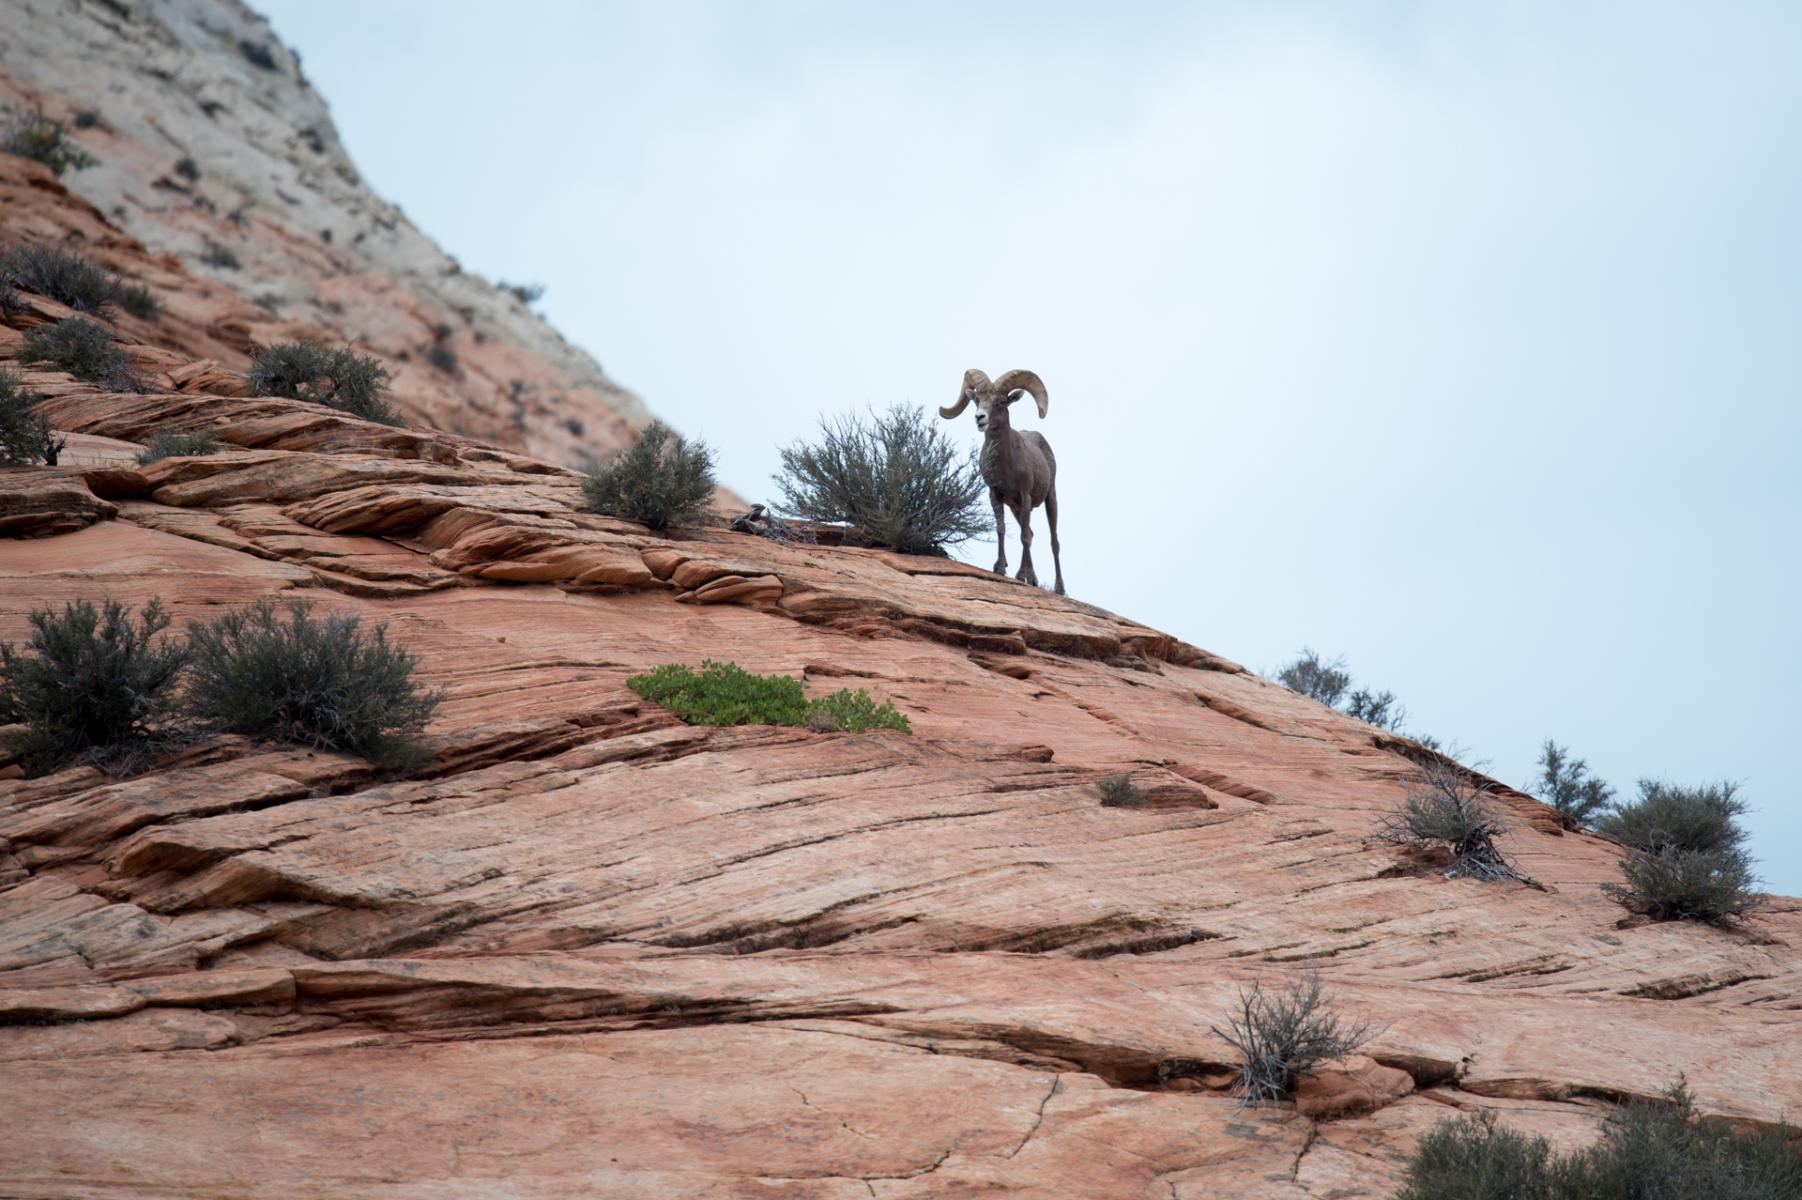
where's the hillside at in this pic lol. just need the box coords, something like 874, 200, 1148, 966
3, 7, 1800, 1200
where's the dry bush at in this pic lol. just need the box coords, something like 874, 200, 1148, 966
1096, 772, 1147, 808
1596, 781, 1763, 924
581, 420, 716, 531
0, 367, 62, 466
1, 109, 97, 176
136, 429, 220, 464
247, 342, 397, 424
1212, 972, 1377, 1104
1375, 760, 1529, 884
20, 318, 140, 390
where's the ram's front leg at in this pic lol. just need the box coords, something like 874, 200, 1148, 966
991, 490, 1009, 576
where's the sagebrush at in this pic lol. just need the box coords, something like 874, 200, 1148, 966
581, 420, 716, 531
0, 243, 155, 317
184, 598, 442, 766
19, 318, 139, 390
1275, 648, 1350, 707
627, 660, 910, 734
1096, 772, 1147, 807
1375, 760, 1529, 884
246, 342, 397, 424
0, 599, 188, 775
1, 109, 97, 176
136, 429, 220, 464
1395, 1081, 1802, 1200
1212, 972, 1376, 1104
1596, 781, 1762, 923
774, 404, 988, 554
0, 367, 62, 466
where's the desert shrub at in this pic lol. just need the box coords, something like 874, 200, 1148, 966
0, 243, 123, 314
424, 341, 458, 374
627, 660, 911, 734
1096, 772, 1146, 808
239, 40, 279, 71
20, 318, 139, 390
1529, 739, 1614, 825
174, 156, 200, 182
184, 598, 442, 766
0, 598, 189, 775
1345, 687, 1405, 732
1, 109, 97, 176
0, 367, 62, 466
1375, 760, 1528, 883
774, 404, 986, 555
1395, 1082, 1802, 1200
805, 686, 912, 734
1275, 648, 1351, 707
581, 420, 716, 531
1595, 780, 1746, 854
136, 429, 219, 464
499, 281, 545, 305
246, 341, 397, 424
1394, 1110, 1561, 1200
115, 282, 159, 320
202, 241, 241, 270
1212, 972, 1376, 1104
1594, 780, 1762, 923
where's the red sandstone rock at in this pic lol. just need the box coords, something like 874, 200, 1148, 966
1294, 1055, 1417, 1119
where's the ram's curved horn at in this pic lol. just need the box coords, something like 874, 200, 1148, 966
993, 369, 1048, 418
939, 368, 990, 419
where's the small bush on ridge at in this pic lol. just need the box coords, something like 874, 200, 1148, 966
1595, 780, 1762, 924
581, 420, 716, 531
627, 660, 911, 734
1528, 739, 1614, 825
247, 342, 397, 424
1345, 687, 1405, 732
0, 599, 188, 775
1096, 772, 1146, 808
1275, 648, 1351, 707
1375, 760, 1529, 884
20, 318, 139, 390
0, 243, 136, 315
1212, 972, 1376, 1104
185, 598, 442, 766
0, 367, 63, 466
1395, 1081, 1802, 1200
137, 429, 220, 464
1595, 780, 1746, 854
774, 404, 988, 555
1, 110, 97, 176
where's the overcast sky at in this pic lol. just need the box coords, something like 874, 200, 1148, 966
257, 1, 1801, 894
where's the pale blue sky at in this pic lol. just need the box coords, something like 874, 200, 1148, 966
257, 1, 1801, 894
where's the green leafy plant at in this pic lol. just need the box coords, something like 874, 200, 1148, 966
184, 598, 442, 766
19, 318, 139, 390
1596, 781, 1763, 923
136, 429, 219, 464
1395, 1081, 1802, 1199
1, 109, 97, 176
0, 367, 63, 466
774, 403, 988, 554
581, 420, 716, 531
627, 660, 910, 734
0, 598, 189, 775
1096, 772, 1146, 807
1212, 972, 1377, 1104
246, 341, 397, 424
1528, 739, 1614, 825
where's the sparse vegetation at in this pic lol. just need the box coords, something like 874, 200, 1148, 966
1, 109, 97, 176
627, 660, 910, 734
239, 40, 279, 71
1394, 1081, 1802, 1199
1096, 772, 1147, 807
20, 318, 139, 390
1529, 739, 1614, 825
0, 243, 149, 316
581, 420, 716, 531
174, 156, 201, 182
775, 404, 988, 555
1596, 781, 1762, 923
201, 241, 241, 270
1374, 760, 1530, 884
0, 367, 63, 466
136, 429, 220, 464
1275, 648, 1415, 734
424, 341, 458, 375
0, 599, 189, 775
184, 598, 442, 767
499, 281, 544, 305
1212, 972, 1376, 1104
246, 341, 398, 424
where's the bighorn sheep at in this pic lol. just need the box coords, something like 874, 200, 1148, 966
940, 368, 1063, 595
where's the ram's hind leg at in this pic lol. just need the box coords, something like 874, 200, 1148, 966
1012, 500, 1038, 587
1045, 491, 1064, 596
991, 491, 1008, 577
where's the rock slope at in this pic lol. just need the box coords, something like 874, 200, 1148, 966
0, 0, 649, 463
3, 31, 1800, 1200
